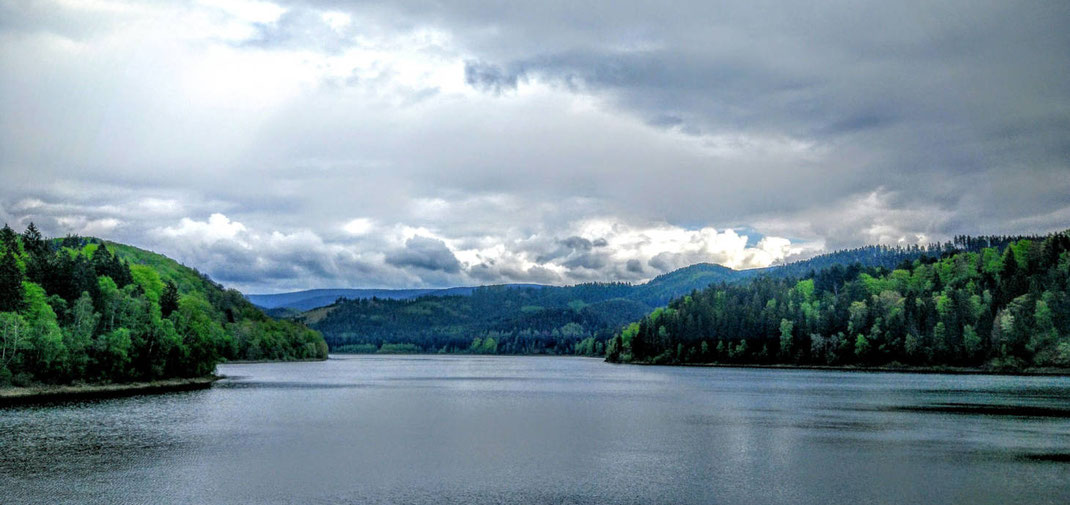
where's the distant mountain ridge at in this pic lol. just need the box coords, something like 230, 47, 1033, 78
289, 236, 1041, 355
299, 263, 767, 354
247, 284, 546, 311
248, 242, 949, 313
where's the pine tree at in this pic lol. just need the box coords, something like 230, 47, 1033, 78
0, 224, 18, 253
21, 223, 49, 286
160, 281, 179, 318
21, 222, 46, 258
0, 250, 25, 312
91, 242, 112, 277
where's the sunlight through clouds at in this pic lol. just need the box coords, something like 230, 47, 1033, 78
1, 0, 1067, 291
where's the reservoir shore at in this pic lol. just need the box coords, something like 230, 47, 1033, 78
0, 376, 219, 406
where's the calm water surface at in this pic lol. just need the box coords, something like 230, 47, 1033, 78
2, 355, 1069, 504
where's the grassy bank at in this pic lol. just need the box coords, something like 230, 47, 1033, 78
0, 376, 219, 406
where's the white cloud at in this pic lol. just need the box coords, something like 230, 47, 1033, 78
158, 213, 247, 244
753, 189, 957, 250
1, 0, 1066, 292
342, 217, 375, 235
321, 11, 351, 32
138, 197, 182, 214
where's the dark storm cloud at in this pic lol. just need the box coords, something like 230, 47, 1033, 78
534, 235, 608, 264
561, 252, 608, 271
463, 61, 520, 94
561, 236, 593, 251
468, 262, 561, 285
1, 0, 1067, 291
282, 0, 1070, 233
385, 236, 462, 273
647, 253, 676, 274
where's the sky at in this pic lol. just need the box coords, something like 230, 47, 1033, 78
1, 0, 1068, 293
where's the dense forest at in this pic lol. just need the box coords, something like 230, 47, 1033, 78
305, 263, 758, 355
306, 283, 645, 355
606, 232, 1070, 370
305, 238, 1033, 357
0, 223, 327, 387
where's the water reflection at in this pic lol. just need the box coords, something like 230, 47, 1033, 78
2, 356, 1068, 505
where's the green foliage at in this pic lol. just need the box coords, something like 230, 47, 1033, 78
0, 226, 327, 386
305, 233, 1040, 359
574, 336, 602, 356
0, 312, 29, 383
160, 281, 179, 318
854, 334, 871, 361
0, 245, 24, 312
335, 343, 378, 353
793, 279, 815, 301
962, 324, 981, 360
605, 231, 1070, 370
468, 336, 499, 354
130, 264, 165, 302
378, 343, 421, 354
310, 286, 650, 356
779, 318, 794, 360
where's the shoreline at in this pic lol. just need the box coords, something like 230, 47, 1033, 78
222, 357, 328, 364
333, 352, 1070, 376
0, 376, 220, 407
616, 361, 1070, 376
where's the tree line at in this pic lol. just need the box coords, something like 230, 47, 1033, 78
606, 231, 1070, 370
0, 224, 327, 386
309, 285, 641, 356
307, 237, 1037, 359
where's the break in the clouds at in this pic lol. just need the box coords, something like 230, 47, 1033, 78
1, 0, 1067, 292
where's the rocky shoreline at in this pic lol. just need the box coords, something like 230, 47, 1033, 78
0, 376, 219, 406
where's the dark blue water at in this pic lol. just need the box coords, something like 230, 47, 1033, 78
2, 355, 1069, 504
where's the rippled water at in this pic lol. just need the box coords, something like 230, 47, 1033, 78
2, 355, 1069, 504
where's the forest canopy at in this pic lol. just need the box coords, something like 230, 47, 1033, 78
605, 231, 1070, 370
0, 223, 327, 387
304, 233, 1057, 365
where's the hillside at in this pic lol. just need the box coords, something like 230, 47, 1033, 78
248, 288, 438, 311
631, 263, 750, 306
0, 224, 327, 387
299, 235, 1050, 356
607, 231, 1070, 370
261, 240, 1008, 314
247, 284, 547, 311
297, 263, 755, 354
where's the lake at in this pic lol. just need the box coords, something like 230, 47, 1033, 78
2, 355, 1069, 504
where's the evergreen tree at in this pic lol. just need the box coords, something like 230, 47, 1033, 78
160, 281, 179, 318
0, 223, 18, 253
0, 249, 25, 312
1, 230, 326, 386
21, 222, 47, 258
605, 231, 1070, 369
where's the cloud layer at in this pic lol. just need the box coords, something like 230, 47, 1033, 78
1, 0, 1067, 292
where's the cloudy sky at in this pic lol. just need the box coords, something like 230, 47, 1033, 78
1, 0, 1068, 292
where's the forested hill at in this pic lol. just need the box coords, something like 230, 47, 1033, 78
303, 263, 744, 355
606, 231, 1070, 370
247, 284, 546, 312
270, 237, 1026, 314
0, 224, 327, 387
755, 236, 1018, 280
304, 234, 1052, 357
